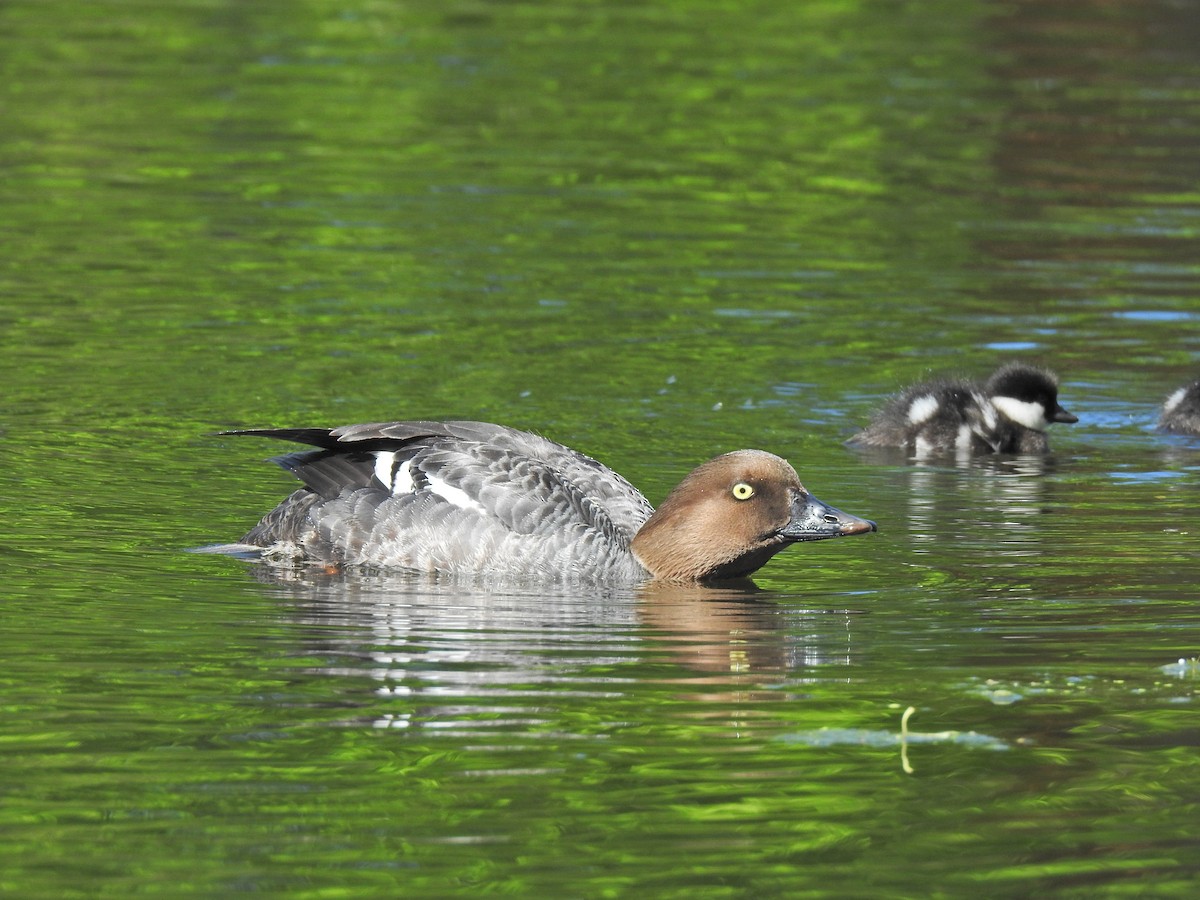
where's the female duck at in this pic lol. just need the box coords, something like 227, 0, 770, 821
847, 362, 1077, 457
212, 420, 876, 582
1159, 379, 1200, 435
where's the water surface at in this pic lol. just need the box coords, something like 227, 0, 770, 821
3, 0, 1200, 895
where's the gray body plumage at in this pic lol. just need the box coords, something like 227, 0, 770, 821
229, 421, 655, 581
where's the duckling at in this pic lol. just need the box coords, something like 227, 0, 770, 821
208, 420, 876, 582
1158, 379, 1200, 435
847, 362, 1077, 457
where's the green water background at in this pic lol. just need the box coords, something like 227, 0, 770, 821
3, 0, 1200, 895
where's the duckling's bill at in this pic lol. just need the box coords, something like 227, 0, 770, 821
1051, 404, 1078, 424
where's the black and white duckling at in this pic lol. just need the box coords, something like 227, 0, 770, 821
1158, 379, 1200, 435
209, 420, 876, 582
847, 362, 1077, 457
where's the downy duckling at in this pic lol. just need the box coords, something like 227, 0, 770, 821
847, 362, 1077, 457
208, 420, 876, 582
1159, 379, 1200, 435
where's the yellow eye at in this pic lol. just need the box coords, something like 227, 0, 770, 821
731, 482, 755, 501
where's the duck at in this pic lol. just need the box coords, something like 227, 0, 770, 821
209, 420, 876, 582
847, 362, 1078, 457
1159, 379, 1200, 435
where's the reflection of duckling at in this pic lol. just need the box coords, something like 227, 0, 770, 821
848, 363, 1077, 457
1158, 380, 1200, 435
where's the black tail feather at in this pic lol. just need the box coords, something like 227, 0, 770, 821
220, 427, 428, 453
219, 428, 341, 449
269, 448, 381, 499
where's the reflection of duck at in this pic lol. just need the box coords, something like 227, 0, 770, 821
210, 420, 875, 581
847, 363, 1077, 458
257, 574, 646, 732
637, 581, 856, 679
1158, 379, 1200, 435
259, 572, 851, 715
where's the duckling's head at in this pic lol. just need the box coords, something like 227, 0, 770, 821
631, 450, 876, 582
985, 363, 1078, 431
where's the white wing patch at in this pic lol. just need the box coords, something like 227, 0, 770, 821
907, 394, 939, 425
373, 452, 415, 494
374, 451, 485, 513
1163, 387, 1186, 414
992, 396, 1049, 431
373, 451, 397, 490
425, 474, 487, 514
393, 459, 414, 494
